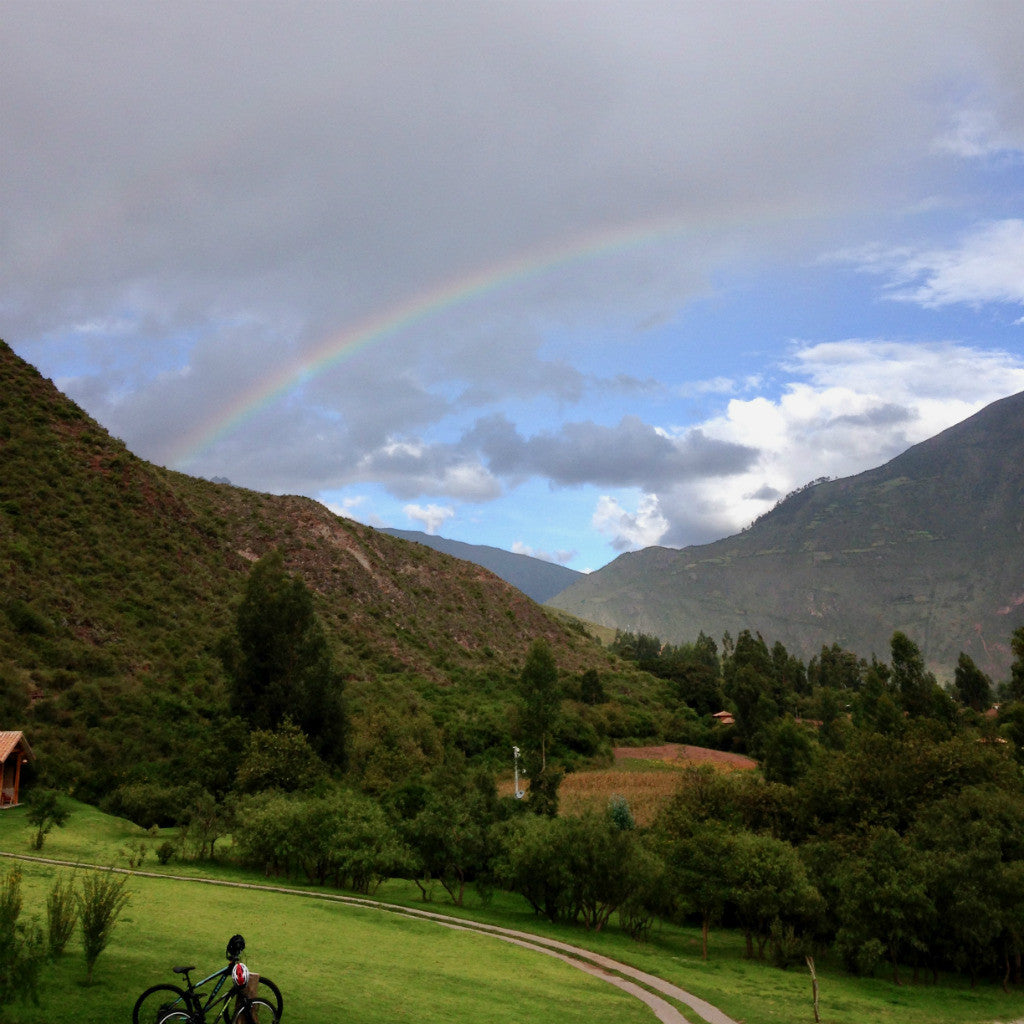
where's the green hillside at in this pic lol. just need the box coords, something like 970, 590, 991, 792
550, 391, 1024, 680
0, 340, 663, 801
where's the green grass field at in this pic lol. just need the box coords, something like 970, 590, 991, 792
2, 802, 1024, 1024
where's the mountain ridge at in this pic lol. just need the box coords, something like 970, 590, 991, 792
548, 391, 1024, 679
380, 528, 582, 603
0, 340, 642, 798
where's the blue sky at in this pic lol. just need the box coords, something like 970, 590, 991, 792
3, 2, 1024, 572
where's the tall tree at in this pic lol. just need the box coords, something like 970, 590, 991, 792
515, 639, 562, 815
954, 652, 992, 713
1008, 627, 1024, 701
221, 551, 347, 767
890, 631, 936, 718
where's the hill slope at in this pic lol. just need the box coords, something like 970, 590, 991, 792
549, 392, 1024, 679
381, 528, 583, 603
0, 341, 638, 797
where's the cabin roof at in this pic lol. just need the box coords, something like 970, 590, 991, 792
0, 732, 34, 763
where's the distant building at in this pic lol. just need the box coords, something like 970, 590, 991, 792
712, 710, 735, 726
0, 732, 34, 807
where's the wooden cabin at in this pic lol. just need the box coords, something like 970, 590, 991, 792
0, 732, 33, 807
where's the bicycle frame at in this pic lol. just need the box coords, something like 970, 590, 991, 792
134, 935, 281, 1024
179, 961, 244, 1023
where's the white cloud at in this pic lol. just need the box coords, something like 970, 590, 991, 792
678, 375, 763, 398
838, 219, 1024, 308
664, 340, 1024, 544
592, 493, 669, 551
932, 108, 1023, 159
325, 495, 365, 516
511, 540, 577, 566
403, 503, 455, 534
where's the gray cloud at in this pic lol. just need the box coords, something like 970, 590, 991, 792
470, 414, 758, 489
5, 3, 1024, 558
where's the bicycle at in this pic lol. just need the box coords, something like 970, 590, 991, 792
133, 934, 283, 1024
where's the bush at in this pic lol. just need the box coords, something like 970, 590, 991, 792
25, 789, 70, 850
76, 872, 130, 984
45, 874, 78, 957
102, 782, 200, 829
120, 840, 147, 869
0, 867, 45, 1007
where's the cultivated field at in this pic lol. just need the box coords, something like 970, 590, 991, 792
503, 744, 757, 825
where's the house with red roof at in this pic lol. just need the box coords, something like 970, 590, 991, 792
0, 732, 33, 807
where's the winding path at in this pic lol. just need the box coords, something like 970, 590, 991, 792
1, 851, 739, 1024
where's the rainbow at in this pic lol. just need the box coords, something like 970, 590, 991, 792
168, 210, 757, 469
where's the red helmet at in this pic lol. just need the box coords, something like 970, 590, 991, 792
232, 962, 249, 989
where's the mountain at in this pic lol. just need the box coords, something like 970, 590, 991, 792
549, 392, 1024, 680
0, 341, 647, 800
380, 528, 583, 603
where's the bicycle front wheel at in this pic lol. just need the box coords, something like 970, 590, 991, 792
156, 1011, 194, 1024
133, 984, 192, 1024
233, 996, 279, 1024
256, 976, 283, 1019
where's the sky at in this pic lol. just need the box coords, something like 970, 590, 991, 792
3, 2, 1024, 573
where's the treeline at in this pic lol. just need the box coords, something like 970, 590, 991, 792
36, 549, 1024, 989
103, 594, 1024, 990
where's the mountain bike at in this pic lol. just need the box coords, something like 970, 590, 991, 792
133, 934, 283, 1024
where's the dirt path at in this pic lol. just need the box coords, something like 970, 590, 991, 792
1, 851, 740, 1024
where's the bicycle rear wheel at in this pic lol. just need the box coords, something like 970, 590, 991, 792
256, 976, 283, 1019
133, 984, 192, 1024
232, 996, 279, 1024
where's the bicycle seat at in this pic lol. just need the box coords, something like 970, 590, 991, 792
172, 966, 196, 974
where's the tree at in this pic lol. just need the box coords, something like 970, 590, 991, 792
890, 632, 937, 718
1007, 627, 1024, 701
25, 789, 70, 850
233, 719, 327, 794
347, 685, 443, 796
808, 643, 863, 692
579, 669, 606, 706
760, 716, 819, 786
954, 652, 992, 713
661, 819, 735, 960
516, 640, 563, 815
0, 867, 44, 1010
724, 664, 778, 754
728, 831, 820, 961
835, 828, 932, 984
492, 814, 572, 922
221, 551, 347, 767
178, 791, 231, 861
403, 769, 494, 906
77, 871, 130, 984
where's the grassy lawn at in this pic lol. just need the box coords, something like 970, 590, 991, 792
2, 801, 1024, 1024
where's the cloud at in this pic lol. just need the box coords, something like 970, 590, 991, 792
932, 108, 1024, 159
6, 4, 1024, 569
592, 494, 669, 551
837, 219, 1024, 308
403, 503, 455, 534
470, 414, 759, 489
356, 443, 503, 502
511, 541, 578, 566
658, 340, 1024, 545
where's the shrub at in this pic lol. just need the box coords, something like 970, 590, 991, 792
45, 874, 78, 957
0, 867, 45, 1007
26, 789, 70, 850
102, 782, 199, 828
76, 872, 130, 984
